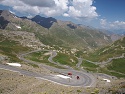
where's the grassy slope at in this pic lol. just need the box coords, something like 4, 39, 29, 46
25, 51, 65, 69
99, 67, 125, 78
81, 60, 99, 72
81, 37, 125, 77
3, 12, 112, 52
84, 37, 125, 62
25, 51, 49, 63
0, 33, 30, 62
35, 22, 112, 51
107, 58, 125, 74
53, 53, 78, 67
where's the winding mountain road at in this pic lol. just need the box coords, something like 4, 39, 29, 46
48, 51, 73, 69
0, 50, 96, 87
76, 58, 83, 68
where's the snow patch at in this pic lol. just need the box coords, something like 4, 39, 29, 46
7, 63, 21, 67
44, 52, 51, 55
12, 15, 17, 18
104, 35, 108, 40
56, 75, 70, 79
15, 25, 21, 29
103, 79, 111, 82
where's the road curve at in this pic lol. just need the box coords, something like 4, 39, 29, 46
76, 58, 83, 68
48, 51, 73, 69
0, 50, 96, 87
0, 64, 95, 87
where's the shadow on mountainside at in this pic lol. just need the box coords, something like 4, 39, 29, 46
31, 15, 57, 29
0, 16, 9, 29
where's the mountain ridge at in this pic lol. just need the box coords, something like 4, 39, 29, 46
31, 15, 57, 29
0, 10, 113, 51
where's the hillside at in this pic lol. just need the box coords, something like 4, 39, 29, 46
0, 10, 47, 33
0, 29, 45, 62
0, 10, 125, 93
0, 31, 29, 62
31, 15, 112, 51
82, 36, 125, 77
0, 10, 113, 52
84, 36, 125, 62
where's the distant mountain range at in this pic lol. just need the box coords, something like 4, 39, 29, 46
111, 29, 125, 35
84, 35, 125, 61
0, 10, 114, 51
31, 15, 57, 29
31, 15, 113, 50
1, 10, 125, 79
0, 10, 9, 29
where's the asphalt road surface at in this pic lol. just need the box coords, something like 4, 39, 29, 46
0, 50, 96, 87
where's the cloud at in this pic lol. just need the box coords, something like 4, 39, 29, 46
100, 19, 125, 30
0, 0, 24, 7
100, 19, 107, 25
20, 0, 55, 7
110, 21, 125, 29
67, 0, 98, 19
0, 0, 98, 19
100, 19, 107, 28
40, 0, 69, 16
63, 13, 70, 17
0, 0, 69, 16
0, 0, 41, 14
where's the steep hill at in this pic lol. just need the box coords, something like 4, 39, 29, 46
31, 15, 57, 29
1, 10, 125, 93
81, 36, 125, 78
0, 10, 112, 51
84, 36, 125, 62
0, 10, 47, 32
31, 15, 112, 51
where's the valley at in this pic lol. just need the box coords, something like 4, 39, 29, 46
0, 10, 125, 93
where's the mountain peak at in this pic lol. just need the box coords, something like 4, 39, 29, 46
20, 16, 28, 19
0, 10, 11, 29
0, 10, 3, 14
31, 15, 57, 29
0, 10, 16, 20
0, 10, 13, 16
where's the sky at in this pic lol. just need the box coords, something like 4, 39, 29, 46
0, 0, 125, 32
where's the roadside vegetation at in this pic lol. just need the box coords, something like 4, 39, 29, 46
107, 58, 125, 74
0, 34, 30, 62
81, 60, 99, 72
25, 51, 65, 69
53, 53, 78, 68
83, 37, 125, 62
80, 37, 125, 78
99, 67, 125, 78
80, 56, 125, 78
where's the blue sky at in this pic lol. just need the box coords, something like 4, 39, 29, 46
94, 0, 125, 21
0, 0, 125, 31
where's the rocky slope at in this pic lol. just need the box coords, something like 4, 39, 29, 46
0, 10, 112, 51
0, 30, 44, 49
84, 36, 125, 62
31, 15, 112, 51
